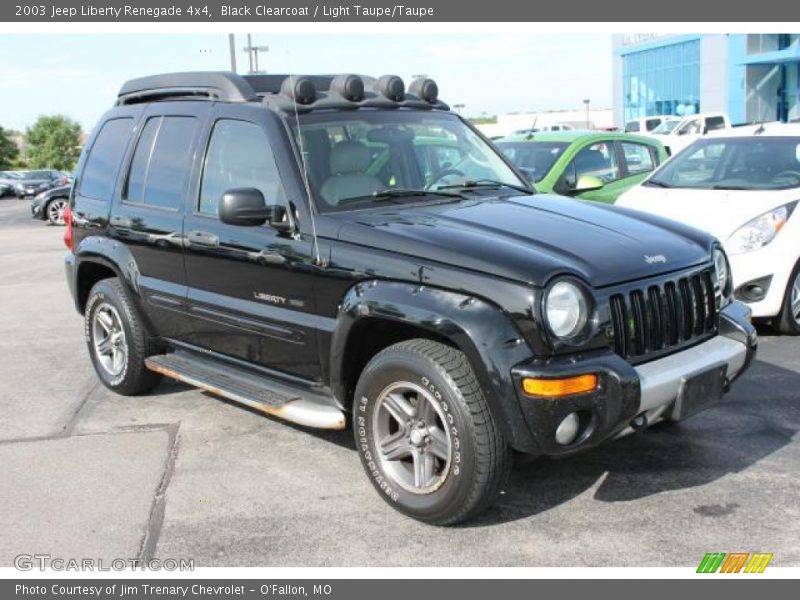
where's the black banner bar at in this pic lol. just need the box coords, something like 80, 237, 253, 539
2, 0, 799, 22
3, 579, 797, 600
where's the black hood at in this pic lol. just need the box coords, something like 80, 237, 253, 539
332, 194, 714, 288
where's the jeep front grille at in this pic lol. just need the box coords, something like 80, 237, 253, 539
609, 268, 718, 362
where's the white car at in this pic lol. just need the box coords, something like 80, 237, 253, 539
624, 115, 673, 134
646, 112, 731, 156
617, 122, 800, 334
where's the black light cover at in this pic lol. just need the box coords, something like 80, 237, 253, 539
376, 75, 405, 101
330, 74, 365, 101
409, 78, 438, 103
281, 76, 316, 104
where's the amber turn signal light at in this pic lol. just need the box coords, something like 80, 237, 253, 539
522, 374, 598, 397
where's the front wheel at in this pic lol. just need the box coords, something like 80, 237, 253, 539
775, 261, 800, 335
46, 198, 68, 225
353, 339, 511, 525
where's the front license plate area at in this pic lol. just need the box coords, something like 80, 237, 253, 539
672, 365, 727, 421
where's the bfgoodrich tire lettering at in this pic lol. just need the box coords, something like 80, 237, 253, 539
353, 339, 511, 525
84, 277, 161, 395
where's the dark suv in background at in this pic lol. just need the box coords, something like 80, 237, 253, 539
64, 72, 756, 524
14, 169, 65, 198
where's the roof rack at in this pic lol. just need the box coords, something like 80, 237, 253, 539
116, 71, 260, 105
116, 72, 449, 113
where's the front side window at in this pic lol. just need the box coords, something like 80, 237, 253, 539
496, 141, 569, 183
199, 119, 286, 216
125, 116, 198, 210
565, 141, 620, 187
678, 119, 702, 135
79, 118, 134, 202
291, 111, 527, 211
621, 142, 656, 175
648, 137, 800, 190
645, 118, 661, 131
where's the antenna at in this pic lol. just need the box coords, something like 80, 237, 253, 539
525, 114, 538, 140
288, 75, 323, 267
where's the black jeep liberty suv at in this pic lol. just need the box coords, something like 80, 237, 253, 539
64, 72, 757, 524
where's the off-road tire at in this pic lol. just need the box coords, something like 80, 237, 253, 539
353, 338, 511, 525
84, 277, 161, 395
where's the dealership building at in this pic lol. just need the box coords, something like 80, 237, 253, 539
612, 34, 800, 127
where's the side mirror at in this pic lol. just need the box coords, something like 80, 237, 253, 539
573, 174, 604, 193
218, 188, 286, 227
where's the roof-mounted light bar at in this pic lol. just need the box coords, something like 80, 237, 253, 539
409, 77, 438, 104
280, 75, 317, 105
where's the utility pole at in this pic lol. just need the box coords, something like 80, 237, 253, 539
583, 98, 591, 129
453, 103, 465, 115
243, 35, 269, 74
228, 34, 237, 73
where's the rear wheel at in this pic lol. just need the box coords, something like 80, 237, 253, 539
775, 261, 800, 335
84, 278, 161, 395
353, 339, 511, 525
46, 198, 68, 225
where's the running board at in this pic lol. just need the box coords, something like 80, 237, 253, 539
145, 351, 346, 430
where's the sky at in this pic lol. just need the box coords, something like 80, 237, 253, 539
0, 33, 613, 133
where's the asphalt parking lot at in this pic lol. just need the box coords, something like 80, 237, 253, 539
0, 196, 798, 568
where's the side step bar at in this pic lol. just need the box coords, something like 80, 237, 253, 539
145, 351, 346, 430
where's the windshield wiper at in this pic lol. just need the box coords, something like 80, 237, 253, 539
711, 184, 750, 190
338, 188, 467, 206
644, 179, 672, 188
436, 179, 534, 195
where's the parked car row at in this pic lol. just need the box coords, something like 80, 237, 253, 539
1, 169, 71, 198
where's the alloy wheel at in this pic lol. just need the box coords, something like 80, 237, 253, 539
47, 199, 67, 225
92, 303, 128, 377
372, 381, 452, 494
792, 270, 800, 325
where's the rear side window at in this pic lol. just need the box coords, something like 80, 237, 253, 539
125, 115, 198, 210
625, 121, 640, 132
706, 116, 726, 132
645, 118, 661, 131
621, 142, 656, 174
79, 118, 134, 201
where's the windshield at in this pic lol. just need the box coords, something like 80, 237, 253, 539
496, 141, 569, 182
291, 110, 528, 212
651, 119, 681, 134
647, 136, 800, 190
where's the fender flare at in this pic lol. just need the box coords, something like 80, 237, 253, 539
72, 234, 146, 315
330, 280, 538, 451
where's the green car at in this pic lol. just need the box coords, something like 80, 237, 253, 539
495, 131, 668, 203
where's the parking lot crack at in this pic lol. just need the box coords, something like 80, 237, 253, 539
137, 422, 181, 564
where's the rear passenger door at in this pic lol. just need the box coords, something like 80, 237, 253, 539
109, 103, 210, 340
182, 104, 320, 380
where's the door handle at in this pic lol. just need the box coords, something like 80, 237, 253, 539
187, 230, 219, 247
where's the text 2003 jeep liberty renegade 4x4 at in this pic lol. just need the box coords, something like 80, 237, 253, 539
64, 72, 757, 524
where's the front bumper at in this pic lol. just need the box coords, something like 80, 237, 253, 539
511, 300, 757, 456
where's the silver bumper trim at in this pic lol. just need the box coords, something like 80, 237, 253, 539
636, 335, 747, 413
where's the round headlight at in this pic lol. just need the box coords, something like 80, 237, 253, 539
545, 280, 589, 339
713, 247, 731, 298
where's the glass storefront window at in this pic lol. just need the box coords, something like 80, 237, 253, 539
622, 39, 700, 123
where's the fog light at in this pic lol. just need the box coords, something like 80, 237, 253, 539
555, 413, 580, 446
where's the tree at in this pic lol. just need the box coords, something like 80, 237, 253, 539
25, 115, 82, 171
0, 126, 19, 170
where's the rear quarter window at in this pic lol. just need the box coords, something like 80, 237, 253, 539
78, 118, 134, 202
